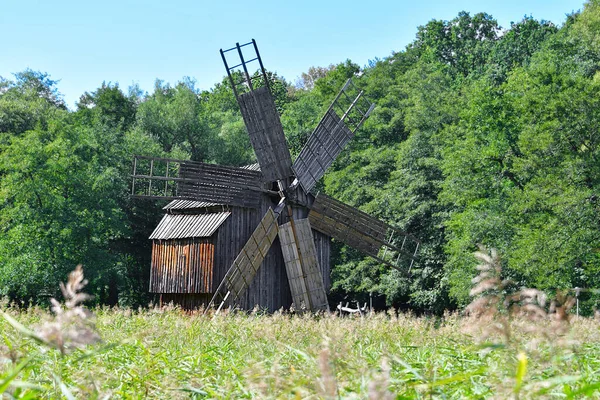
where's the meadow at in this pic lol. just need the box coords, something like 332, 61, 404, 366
1, 302, 600, 399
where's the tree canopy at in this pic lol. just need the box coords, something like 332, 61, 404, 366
1, 2, 598, 313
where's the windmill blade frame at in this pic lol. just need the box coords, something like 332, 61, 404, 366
308, 193, 420, 273
131, 155, 268, 208
292, 79, 375, 193
221, 40, 293, 182
278, 217, 329, 312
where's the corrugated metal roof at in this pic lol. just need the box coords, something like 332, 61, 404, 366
149, 212, 231, 240
241, 163, 261, 171
163, 199, 219, 210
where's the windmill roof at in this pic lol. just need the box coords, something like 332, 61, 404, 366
149, 211, 231, 240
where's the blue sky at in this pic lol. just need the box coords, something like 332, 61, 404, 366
1, 0, 585, 108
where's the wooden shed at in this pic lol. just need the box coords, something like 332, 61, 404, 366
149, 194, 331, 311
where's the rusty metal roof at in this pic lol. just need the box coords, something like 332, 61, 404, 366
149, 211, 231, 240
163, 199, 220, 210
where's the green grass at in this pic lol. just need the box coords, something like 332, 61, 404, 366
1, 306, 600, 399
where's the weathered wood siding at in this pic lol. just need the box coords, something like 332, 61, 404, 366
150, 238, 214, 293
311, 230, 331, 291
212, 209, 280, 304
212, 197, 293, 311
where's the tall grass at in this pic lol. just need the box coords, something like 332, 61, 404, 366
1, 260, 599, 398
1, 307, 600, 398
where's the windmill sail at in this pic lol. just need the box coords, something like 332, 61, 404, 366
131, 156, 264, 208
237, 87, 293, 181
178, 161, 264, 208
221, 40, 293, 182
308, 194, 420, 273
292, 79, 375, 193
279, 218, 329, 312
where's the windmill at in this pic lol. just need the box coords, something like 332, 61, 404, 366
131, 40, 420, 312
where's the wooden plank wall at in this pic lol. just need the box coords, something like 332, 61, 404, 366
312, 230, 331, 291
212, 196, 293, 311
213, 209, 279, 303
150, 238, 214, 293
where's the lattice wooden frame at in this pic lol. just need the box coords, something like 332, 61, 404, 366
292, 79, 375, 193
308, 194, 420, 273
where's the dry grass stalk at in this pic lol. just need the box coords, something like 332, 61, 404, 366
36, 265, 101, 354
368, 358, 393, 400
465, 246, 576, 346
318, 339, 338, 399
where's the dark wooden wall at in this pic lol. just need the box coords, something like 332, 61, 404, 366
211, 197, 293, 311
211, 193, 331, 312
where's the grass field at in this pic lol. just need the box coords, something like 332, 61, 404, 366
1, 304, 600, 399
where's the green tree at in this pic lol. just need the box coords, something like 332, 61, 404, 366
0, 70, 64, 137
409, 12, 500, 77
77, 82, 137, 130
136, 79, 214, 162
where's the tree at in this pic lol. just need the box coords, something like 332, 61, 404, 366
77, 82, 137, 130
296, 65, 335, 90
0, 70, 64, 136
488, 17, 558, 83
136, 79, 214, 162
440, 7, 600, 306
409, 12, 500, 77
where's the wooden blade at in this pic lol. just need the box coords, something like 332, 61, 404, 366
237, 86, 293, 182
279, 218, 329, 312
308, 194, 420, 273
220, 40, 293, 182
131, 155, 264, 208
292, 109, 353, 193
208, 208, 280, 310
292, 79, 375, 193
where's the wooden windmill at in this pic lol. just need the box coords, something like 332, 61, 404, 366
132, 40, 420, 312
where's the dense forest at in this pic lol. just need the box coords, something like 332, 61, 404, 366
1, 1, 598, 314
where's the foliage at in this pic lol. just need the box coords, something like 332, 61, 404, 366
1, 2, 599, 314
